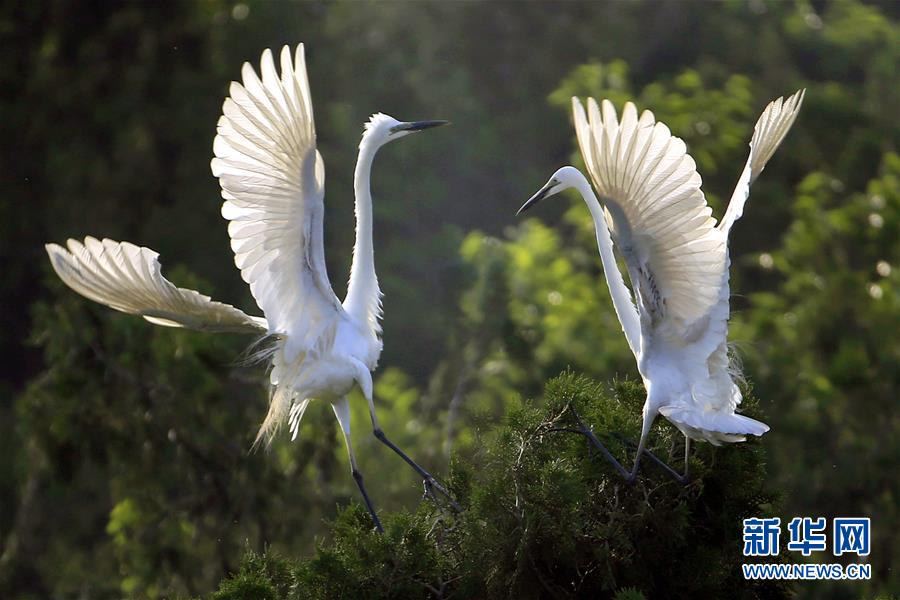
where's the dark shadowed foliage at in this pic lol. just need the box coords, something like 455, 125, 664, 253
1, 1, 897, 598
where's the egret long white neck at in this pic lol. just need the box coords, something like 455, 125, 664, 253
344, 136, 383, 333
570, 172, 643, 357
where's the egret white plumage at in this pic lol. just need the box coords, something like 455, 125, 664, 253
519, 90, 804, 482
44, 44, 452, 531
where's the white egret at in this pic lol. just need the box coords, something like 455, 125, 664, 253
44, 44, 452, 531
519, 90, 804, 482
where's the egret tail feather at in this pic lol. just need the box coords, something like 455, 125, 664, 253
659, 405, 768, 446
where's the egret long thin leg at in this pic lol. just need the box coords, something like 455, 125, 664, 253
351, 467, 383, 533
360, 377, 460, 511
611, 432, 691, 484
569, 407, 675, 484
344, 442, 383, 532
333, 399, 383, 532
373, 428, 461, 511
569, 408, 631, 480
628, 422, 651, 482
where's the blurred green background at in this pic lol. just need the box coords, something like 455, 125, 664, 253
1, 0, 897, 597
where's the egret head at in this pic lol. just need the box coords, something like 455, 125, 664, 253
517, 166, 583, 215
362, 113, 449, 148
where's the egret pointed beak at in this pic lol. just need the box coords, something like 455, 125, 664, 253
516, 181, 555, 216
390, 120, 450, 134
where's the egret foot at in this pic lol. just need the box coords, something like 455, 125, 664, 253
611, 433, 691, 485
421, 479, 456, 517
422, 479, 437, 503
373, 428, 462, 512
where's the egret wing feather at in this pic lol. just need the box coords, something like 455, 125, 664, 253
45, 237, 267, 333
212, 44, 342, 361
574, 97, 726, 339
719, 89, 805, 237
690, 90, 804, 413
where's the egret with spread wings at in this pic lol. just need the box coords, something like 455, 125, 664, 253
45, 44, 451, 531
518, 90, 804, 482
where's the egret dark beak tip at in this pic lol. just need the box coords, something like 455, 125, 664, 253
392, 120, 450, 133
516, 186, 551, 216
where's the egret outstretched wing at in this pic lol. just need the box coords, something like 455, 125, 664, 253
212, 45, 342, 361
690, 90, 804, 415
573, 97, 726, 338
45, 237, 267, 333
719, 89, 805, 237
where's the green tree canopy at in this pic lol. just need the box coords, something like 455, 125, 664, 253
2, 1, 897, 597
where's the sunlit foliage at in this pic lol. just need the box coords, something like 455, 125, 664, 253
2, 0, 898, 597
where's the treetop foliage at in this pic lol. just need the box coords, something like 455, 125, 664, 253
212, 374, 786, 600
